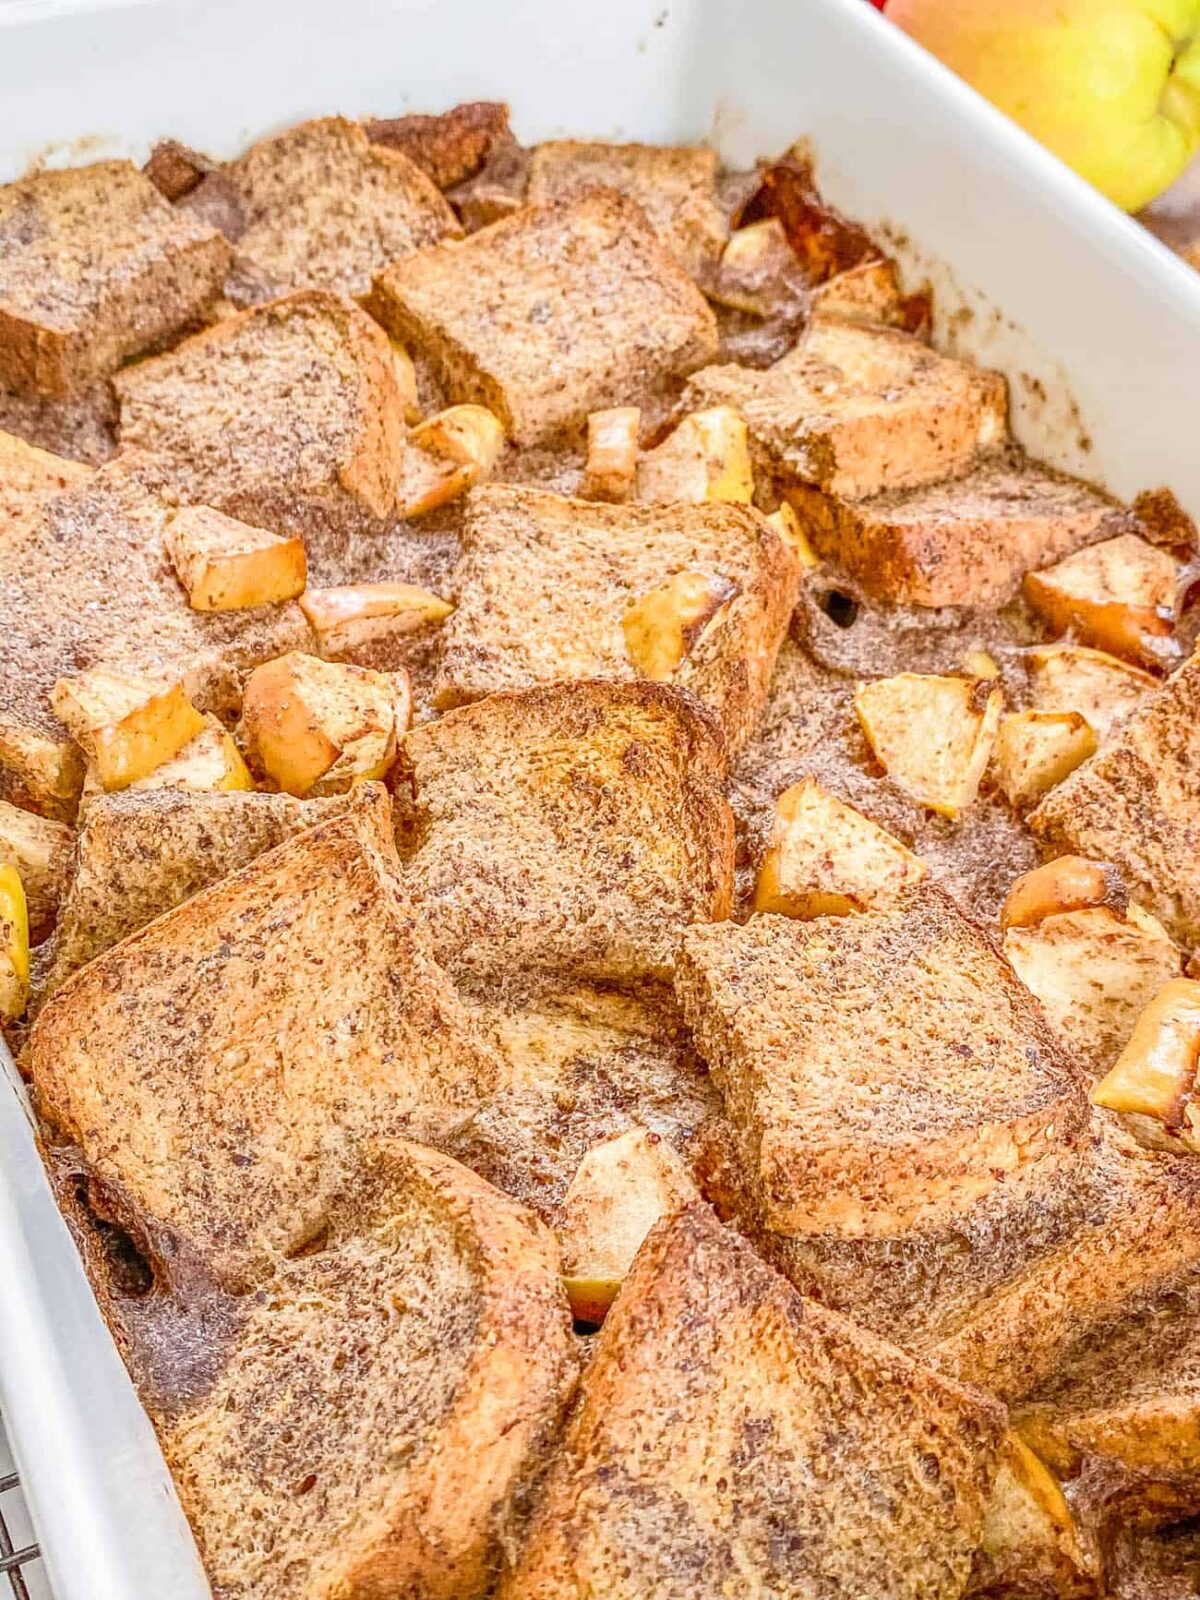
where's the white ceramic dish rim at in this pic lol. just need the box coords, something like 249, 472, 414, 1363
3, 2, 1200, 1596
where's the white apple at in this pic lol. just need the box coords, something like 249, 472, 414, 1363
889, 0, 1200, 211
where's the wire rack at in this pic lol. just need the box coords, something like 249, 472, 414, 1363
0, 1426, 48, 1600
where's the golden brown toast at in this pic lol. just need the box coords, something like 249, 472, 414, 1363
369, 189, 719, 444
789, 450, 1124, 608
433, 483, 799, 750
392, 680, 734, 984
676, 892, 1086, 1238
0, 161, 230, 397
500, 1203, 1007, 1600
526, 140, 726, 280
444, 979, 721, 1222
28, 796, 502, 1288
114, 289, 406, 545
62, 1139, 576, 1600
31, 786, 372, 1008
1030, 650, 1200, 949
0, 454, 309, 820
685, 317, 1008, 499
212, 116, 461, 304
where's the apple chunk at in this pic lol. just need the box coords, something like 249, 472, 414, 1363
976, 1434, 1094, 1599
766, 502, 819, 569
753, 777, 926, 919
0, 863, 30, 1022
241, 652, 411, 797
558, 1127, 699, 1325
1002, 867, 1180, 1076
81, 715, 254, 801
636, 407, 754, 506
1024, 533, 1181, 672
300, 582, 454, 657
853, 672, 1003, 819
403, 403, 506, 518
1025, 643, 1157, 743
0, 800, 72, 944
1091, 978, 1200, 1152
164, 507, 307, 612
583, 406, 641, 503
51, 667, 206, 793
622, 571, 739, 683
993, 710, 1096, 810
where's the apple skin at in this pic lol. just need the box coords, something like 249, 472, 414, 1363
888, 0, 1200, 211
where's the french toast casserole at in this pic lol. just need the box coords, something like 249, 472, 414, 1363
3, 102, 1200, 1599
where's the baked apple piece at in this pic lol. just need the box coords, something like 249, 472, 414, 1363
1024, 533, 1181, 672
853, 672, 1003, 819
765, 501, 819, 568
622, 571, 739, 682
51, 667, 206, 793
1001, 857, 1180, 1074
558, 1127, 699, 1325
1091, 978, 1200, 1152
241, 653, 411, 796
403, 403, 505, 517
1025, 642, 1157, 742
79, 715, 254, 801
300, 582, 453, 657
164, 506, 307, 612
973, 1434, 1095, 1598
0, 864, 29, 1022
636, 407, 754, 505
583, 406, 640, 503
753, 777, 925, 918
993, 710, 1096, 811
388, 339, 422, 423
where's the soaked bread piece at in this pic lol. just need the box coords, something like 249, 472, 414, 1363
393, 680, 735, 985
114, 289, 406, 546
434, 483, 799, 750
526, 141, 726, 280
28, 798, 502, 1287
369, 190, 719, 444
500, 1203, 1007, 1600
0, 161, 229, 397
63, 1140, 576, 1600
676, 890, 1086, 1240
213, 117, 461, 304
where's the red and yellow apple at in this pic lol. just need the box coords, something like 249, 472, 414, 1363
888, 0, 1200, 211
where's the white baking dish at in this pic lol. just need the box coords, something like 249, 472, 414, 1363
3, 1, 1200, 1595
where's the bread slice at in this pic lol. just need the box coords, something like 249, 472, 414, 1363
61, 1139, 575, 1600
0, 427, 93, 526
0, 161, 230, 397
0, 800, 72, 945
31, 786, 372, 1009
526, 140, 726, 279
369, 189, 719, 444
500, 1203, 1007, 1600
1030, 651, 1200, 947
28, 797, 502, 1287
1015, 1275, 1200, 1505
213, 117, 461, 304
0, 378, 119, 465
393, 680, 734, 984
788, 451, 1122, 607
444, 979, 721, 1221
0, 458, 308, 821
364, 101, 514, 191
433, 483, 798, 750
675, 892, 1086, 1238
684, 318, 1008, 499
930, 1125, 1200, 1404
114, 289, 406, 543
